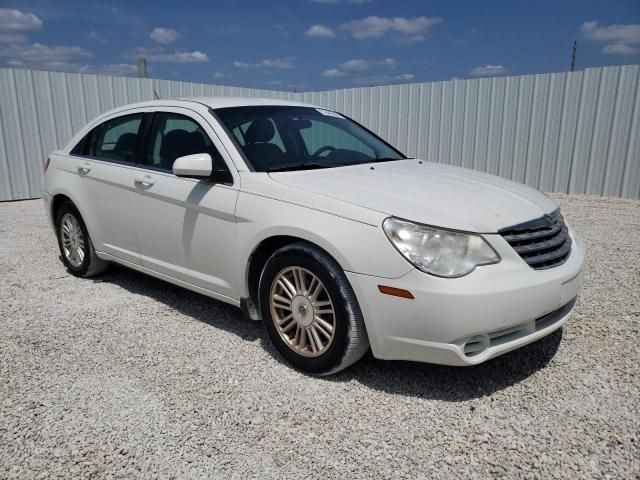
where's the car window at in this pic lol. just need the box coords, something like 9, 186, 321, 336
143, 112, 232, 182
70, 134, 88, 156
89, 114, 144, 162
300, 119, 374, 157
215, 106, 404, 172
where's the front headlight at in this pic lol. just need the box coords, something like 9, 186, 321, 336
382, 217, 500, 278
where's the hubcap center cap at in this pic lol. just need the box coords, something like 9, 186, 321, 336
291, 296, 314, 327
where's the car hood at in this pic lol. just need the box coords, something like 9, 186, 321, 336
268, 160, 558, 232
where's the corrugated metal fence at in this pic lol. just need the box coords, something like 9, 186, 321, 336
1, 65, 639, 201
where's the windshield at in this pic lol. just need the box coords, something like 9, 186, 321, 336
213, 105, 405, 172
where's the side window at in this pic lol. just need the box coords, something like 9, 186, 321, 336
70, 134, 88, 156
90, 114, 144, 162
300, 119, 374, 157
143, 112, 232, 183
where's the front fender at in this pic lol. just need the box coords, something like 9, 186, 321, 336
235, 191, 412, 299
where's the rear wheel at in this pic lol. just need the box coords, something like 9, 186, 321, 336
55, 201, 108, 277
258, 242, 369, 375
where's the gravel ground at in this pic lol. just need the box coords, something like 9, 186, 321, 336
1, 194, 639, 479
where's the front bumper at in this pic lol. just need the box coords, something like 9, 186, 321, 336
346, 231, 585, 366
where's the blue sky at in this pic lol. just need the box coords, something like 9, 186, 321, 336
0, 0, 639, 91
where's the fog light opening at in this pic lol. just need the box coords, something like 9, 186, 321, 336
463, 335, 490, 357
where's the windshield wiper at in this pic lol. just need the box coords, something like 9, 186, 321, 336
267, 163, 339, 173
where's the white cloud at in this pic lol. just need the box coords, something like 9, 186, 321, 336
601, 43, 638, 55
22, 60, 83, 71
3, 59, 76, 73
149, 51, 207, 62
0, 39, 137, 76
0, 8, 42, 31
87, 30, 109, 44
126, 48, 208, 63
0, 42, 92, 63
305, 24, 335, 38
341, 59, 369, 70
581, 21, 640, 44
262, 58, 294, 69
79, 63, 138, 76
233, 57, 294, 69
470, 65, 506, 77
352, 73, 415, 85
213, 70, 226, 78
341, 16, 441, 41
0, 33, 27, 43
150, 27, 179, 45
322, 68, 346, 77
341, 57, 397, 70
13, 61, 137, 76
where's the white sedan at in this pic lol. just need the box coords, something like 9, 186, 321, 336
44, 97, 585, 374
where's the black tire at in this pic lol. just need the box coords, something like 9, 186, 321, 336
258, 242, 369, 375
55, 201, 108, 278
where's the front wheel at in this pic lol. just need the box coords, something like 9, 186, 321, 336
258, 242, 369, 375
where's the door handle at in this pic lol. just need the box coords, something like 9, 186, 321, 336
134, 175, 155, 188
77, 163, 91, 174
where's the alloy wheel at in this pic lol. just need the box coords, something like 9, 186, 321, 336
269, 266, 336, 357
60, 213, 85, 268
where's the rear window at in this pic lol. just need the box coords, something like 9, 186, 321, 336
70, 114, 144, 163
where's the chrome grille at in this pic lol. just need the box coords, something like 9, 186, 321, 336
500, 210, 572, 270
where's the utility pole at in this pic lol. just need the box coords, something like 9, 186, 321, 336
137, 57, 148, 78
570, 41, 577, 72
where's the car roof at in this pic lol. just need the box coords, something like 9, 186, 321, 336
184, 96, 320, 110
104, 97, 321, 114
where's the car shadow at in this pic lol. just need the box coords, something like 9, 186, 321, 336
327, 329, 563, 401
94, 264, 563, 402
94, 264, 263, 343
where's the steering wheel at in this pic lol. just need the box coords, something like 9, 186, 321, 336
311, 146, 336, 158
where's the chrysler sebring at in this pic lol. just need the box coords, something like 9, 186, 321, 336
44, 97, 585, 374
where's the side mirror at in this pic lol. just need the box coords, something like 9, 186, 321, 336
172, 153, 212, 178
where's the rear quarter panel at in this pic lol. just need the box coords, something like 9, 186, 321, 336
45, 153, 97, 234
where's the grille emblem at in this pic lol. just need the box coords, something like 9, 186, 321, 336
544, 214, 553, 227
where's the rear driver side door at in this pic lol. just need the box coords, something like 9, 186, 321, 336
69, 111, 148, 265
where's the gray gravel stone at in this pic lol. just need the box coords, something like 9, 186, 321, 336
0, 195, 638, 479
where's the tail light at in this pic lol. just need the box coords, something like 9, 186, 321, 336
44, 157, 50, 172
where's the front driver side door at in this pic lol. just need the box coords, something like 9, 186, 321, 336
131, 108, 239, 301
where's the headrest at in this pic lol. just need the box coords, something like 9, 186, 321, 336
189, 130, 207, 150
245, 118, 275, 143
114, 132, 136, 152
160, 129, 191, 159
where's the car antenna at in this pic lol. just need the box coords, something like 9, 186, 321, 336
153, 89, 160, 100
